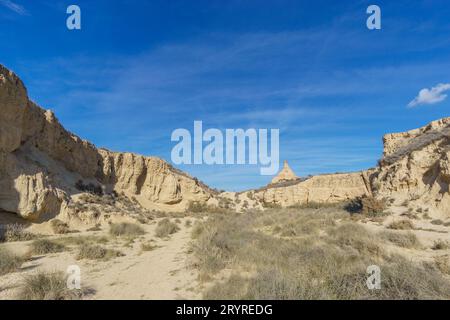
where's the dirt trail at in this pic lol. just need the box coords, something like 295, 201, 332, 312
0, 218, 201, 300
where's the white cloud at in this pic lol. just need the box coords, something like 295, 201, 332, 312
408, 83, 450, 107
0, 0, 27, 15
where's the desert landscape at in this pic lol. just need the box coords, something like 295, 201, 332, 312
1, 64, 450, 300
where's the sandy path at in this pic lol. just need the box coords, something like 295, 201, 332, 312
0, 218, 201, 300
85, 224, 200, 300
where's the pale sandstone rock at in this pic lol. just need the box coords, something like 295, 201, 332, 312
0, 64, 212, 220
372, 117, 450, 217
271, 160, 298, 184
255, 172, 371, 207
2, 63, 450, 220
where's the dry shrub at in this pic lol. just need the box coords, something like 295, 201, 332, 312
18, 271, 82, 300
50, 219, 70, 234
345, 196, 386, 216
432, 239, 450, 250
109, 223, 145, 237
188, 201, 209, 213
141, 242, 158, 252
194, 208, 450, 300
0, 224, 35, 242
388, 220, 415, 230
155, 219, 180, 238
29, 239, 66, 255
76, 244, 123, 260
435, 256, 450, 275
0, 247, 23, 275
379, 230, 421, 248
329, 223, 382, 256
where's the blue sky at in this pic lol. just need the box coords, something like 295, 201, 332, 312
1, 0, 450, 191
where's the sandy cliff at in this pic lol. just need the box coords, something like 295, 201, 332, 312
371, 118, 450, 217
0, 64, 212, 221
2, 63, 450, 221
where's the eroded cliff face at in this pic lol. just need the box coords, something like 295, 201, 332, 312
371, 118, 450, 217
252, 171, 372, 207
0, 65, 211, 221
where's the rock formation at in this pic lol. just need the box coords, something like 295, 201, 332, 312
253, 171, 372, 207
251, 118, 450, 217
270, 161, 298, 184
0, 64, 213, 222
371, 117, 450, 218
2, 63, 450, 221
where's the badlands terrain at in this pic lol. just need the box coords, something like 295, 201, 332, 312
1, 64, 450, 299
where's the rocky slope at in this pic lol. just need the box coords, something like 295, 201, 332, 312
371, 118, 450, 218
0, 64, 212, 222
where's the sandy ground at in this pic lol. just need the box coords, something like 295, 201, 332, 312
0, 218, 201, 300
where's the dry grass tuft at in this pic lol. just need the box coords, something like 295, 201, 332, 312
109, 223, 145, 237
155, 219, 180, 238
379, 230, 421, 248
432, 239, 450, 250
0, 224, 36, 242
0, 247, 24, 275
76, 243, 123, 260
50, 219, 70, 235
388, 220, 415, 230
434, 256, 450, 275
18, 271, 82, 300
29, 239, 66, 255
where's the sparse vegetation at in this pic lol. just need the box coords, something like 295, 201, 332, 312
345, 196, 386, 217
29, 239, 66, 255
76, 243, 123, 260
379, 230, 421, 248
75, 180, 103, 196
388, 220, 415, 230
432, 239, 450, 250
435, 256, 450, 275
109, 222, 145, 237
50, 219, 70, 235
188, 201, 209, 213
18, 271, 82, 300
141, 242, 158, 252
155, 219, 180, 238
192, 208, 450, 299
431, 219, 444, 226
0, 224, 35, 242
0, 247, 24, 275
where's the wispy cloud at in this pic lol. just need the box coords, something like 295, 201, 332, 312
0, 0, 27, 15
408, 83, 450, 107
